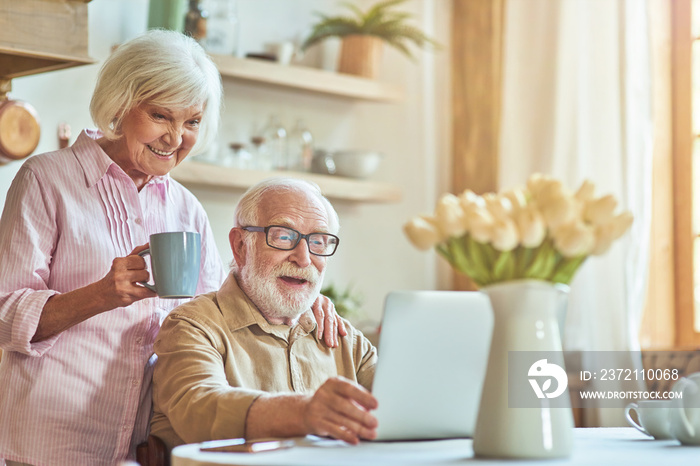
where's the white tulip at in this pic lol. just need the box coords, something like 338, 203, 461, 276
463, 205, 495, 243
526, 173, 549, 199
490, 217, 519, 251
611, 211, 634, 238
458, 189, 482, 210
591, 224, 616, 256
403, 216, 442, 250
435, 193, 467, 238
514, 205, 546, 248
483, 193, 512, 220
552, 220, 596, 258
537, 180, 566, 204
590, 211, 634, 255
538, 194, 579, 230
583, 194, 618, 226
527, 174, 562, 203
501, 187, 528, 213
574, 179, 596, 203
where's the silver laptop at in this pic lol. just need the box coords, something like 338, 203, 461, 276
371, 290, 493, 441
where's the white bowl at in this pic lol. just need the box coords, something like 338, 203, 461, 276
330, 150, 383, 179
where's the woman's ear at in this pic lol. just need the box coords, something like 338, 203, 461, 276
229, 227, 247, 268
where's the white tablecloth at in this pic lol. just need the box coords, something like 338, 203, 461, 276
171, 428, 697, 465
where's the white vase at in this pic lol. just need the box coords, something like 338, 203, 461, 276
472, 279, 574, 459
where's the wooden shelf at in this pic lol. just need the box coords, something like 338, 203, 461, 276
210, 54, 404, 103
0, 0, 94, 80
0, 46, 94, 79
171, 161, 402, 203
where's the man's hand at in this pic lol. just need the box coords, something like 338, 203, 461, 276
302, 376, 378, 445
311, 295, 348, 348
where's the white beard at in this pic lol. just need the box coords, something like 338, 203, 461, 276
239, 253, 323, 322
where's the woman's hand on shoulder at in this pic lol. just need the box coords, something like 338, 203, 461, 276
311, 294, 348, 348
96, 243, 157, 309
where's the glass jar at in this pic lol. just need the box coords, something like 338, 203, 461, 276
202, 0, 239, 56
288, 119, 314, 172
249, 136, 272, 170
262, 115, 288, 171
228, 142, 253, 169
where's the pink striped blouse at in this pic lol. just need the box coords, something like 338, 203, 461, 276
0, 130, 226, 465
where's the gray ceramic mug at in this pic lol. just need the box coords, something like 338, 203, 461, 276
138, 231, 201, 298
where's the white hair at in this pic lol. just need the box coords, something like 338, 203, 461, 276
234, 178, 340, 234
89, 29, 222, 156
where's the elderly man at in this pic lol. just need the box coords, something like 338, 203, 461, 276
150, 178, 378, 450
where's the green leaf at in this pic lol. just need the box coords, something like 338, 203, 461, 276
440, 236, 483, 286
549, 256, 587, 284
436, 243, 453, 265
300, 16, 362, 50
447, 237, 473, 274
436, 243, 461, 273
386, 23, 440, 47
321, 282, 364, 318
363, 0, 409, 24
523, 240, 557, 280
465, 237, 497, 285
381, 36, 414, 58
339, 1, 365, 20
493, 251, 516, 282
299, 0, 440, 55
514, 246, 535, 277
474, 236, 499, 269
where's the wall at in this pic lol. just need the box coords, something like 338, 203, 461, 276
0, 0, 452, 327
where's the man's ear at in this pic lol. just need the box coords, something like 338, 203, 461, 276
229, 227, 248, 268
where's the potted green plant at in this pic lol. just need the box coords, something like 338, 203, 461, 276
321, 283, 364, 320
300, 0, 439, 79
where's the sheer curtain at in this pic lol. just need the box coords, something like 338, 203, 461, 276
499, 0, 653, 426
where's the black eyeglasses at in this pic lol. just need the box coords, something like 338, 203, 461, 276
241, 225, 340, 256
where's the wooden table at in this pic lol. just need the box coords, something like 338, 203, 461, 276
172, 427, 699, 465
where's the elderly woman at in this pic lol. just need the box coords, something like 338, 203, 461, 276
0, 30, 343, 466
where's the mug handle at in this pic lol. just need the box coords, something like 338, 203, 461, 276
624, 403, 650, 436
669, 377, 698, 440
137, 249, 157, 293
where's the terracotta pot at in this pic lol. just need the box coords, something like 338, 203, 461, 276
0, 97, 41, 164
338, 35, 384, 79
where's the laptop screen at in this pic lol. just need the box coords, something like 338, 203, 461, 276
371, 290, 493, 441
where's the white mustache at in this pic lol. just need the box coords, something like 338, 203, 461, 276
274, 262, 319, 283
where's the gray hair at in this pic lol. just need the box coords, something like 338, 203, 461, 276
235, 178, 340, 233
89, 29, 222, 156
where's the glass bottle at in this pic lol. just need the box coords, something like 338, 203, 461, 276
249, 136, 272, 170
202, 0, 239, 56
288, 119, 314, 172
262, 115, 288, 171
184, 0, 208, 43
228, 142, 253, 169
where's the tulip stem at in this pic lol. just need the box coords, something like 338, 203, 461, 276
434, 235, 587, 287
549, 255, 587, 284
